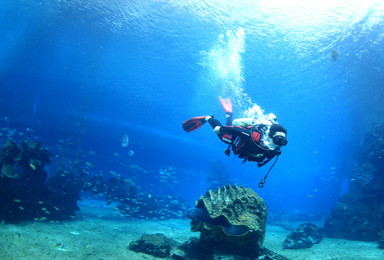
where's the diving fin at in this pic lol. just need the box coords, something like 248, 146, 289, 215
182, 116, 208, 132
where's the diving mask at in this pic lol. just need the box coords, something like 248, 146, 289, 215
273, 135, 287, 146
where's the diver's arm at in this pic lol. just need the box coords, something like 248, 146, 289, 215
257, 149, 281, 167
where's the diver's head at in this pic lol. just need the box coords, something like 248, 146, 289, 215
269, 124, 287, 147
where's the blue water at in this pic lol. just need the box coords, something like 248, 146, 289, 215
1, 0, 384, 218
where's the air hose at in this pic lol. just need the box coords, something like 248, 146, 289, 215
258, 155, 279, 188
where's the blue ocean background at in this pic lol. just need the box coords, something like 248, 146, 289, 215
1, 0, 384, 219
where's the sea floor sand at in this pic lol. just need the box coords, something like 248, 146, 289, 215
0, 201, 383, 260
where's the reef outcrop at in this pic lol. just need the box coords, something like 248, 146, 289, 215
323, 192, 384, 241
324, 123, 384, 244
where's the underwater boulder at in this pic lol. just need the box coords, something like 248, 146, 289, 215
129, 233, 179, 258
283, 223, 322, 249
188, 184, 268, 254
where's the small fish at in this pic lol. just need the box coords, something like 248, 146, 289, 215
85, 162, 93, 167
122, 134, 129, 147
110, 171, 119, 177
13, 199, 21, 203
331, 49, 340, 61
14, 232, 21, 240
30, 163, 37, 170
307, 194, 314, 199
4, 116, 9, 124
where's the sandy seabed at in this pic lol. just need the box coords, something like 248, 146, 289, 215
0, 201, 383, 260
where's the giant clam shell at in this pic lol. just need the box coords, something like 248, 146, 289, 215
192, 184, 268, 245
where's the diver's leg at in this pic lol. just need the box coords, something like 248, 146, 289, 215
206, 117, 222, 129
206, 117, 228, 141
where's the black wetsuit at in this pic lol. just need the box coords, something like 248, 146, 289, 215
208, 117, 281, 165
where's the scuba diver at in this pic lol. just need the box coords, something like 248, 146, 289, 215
182, 97, 288, 188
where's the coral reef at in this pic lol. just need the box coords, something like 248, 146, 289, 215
0, 138, 81, 223
324, 123, 384, 243
283, 223, 322, 249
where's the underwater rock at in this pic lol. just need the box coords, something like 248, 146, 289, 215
188, 184, 268, 255
323, 192, 384, 241
378, 231, 384, 249
283, 223, 322, 249
360, 123, 384, 169
129, 233, 179, 258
